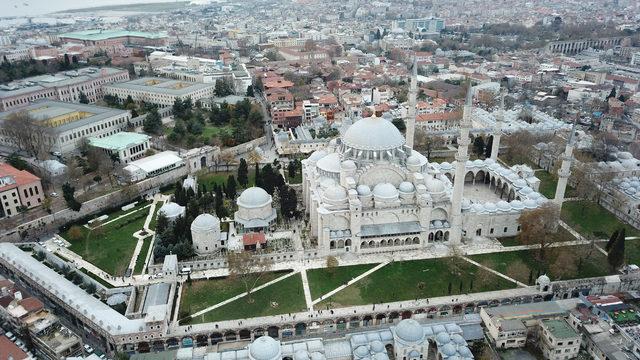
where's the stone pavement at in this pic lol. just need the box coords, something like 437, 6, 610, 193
300, 269, 314, 311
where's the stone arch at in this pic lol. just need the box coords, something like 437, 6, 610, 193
428, 233, 434, 242
389, 311, 400, 322
224, 331, 237, 341
508, 188, 516, 202
464, 171, 474, 184
295, 323, 307, 336
363, 315, 373, 326
431, 208, 448, 221
349, 316, 361, 328
369, 240, 375, 247
166, 338, 179, 348
375, 313, 387, 325
475, 170, 486, 184
239, 329, 251, 340
210, 333, 223, 344
445, 173, 453, 182
401, 310, 412, 319
195, 335, 209, 347
152, 340, 165, 352
337, 239, 345, 248
490, 176, 496, 190
412, 237, 420, 244
444, 231, 450, 241
330, 241, 335, 249
435, 230, 444, 241
137, 342, 150, 353
254, 328, 265, 338
361, 241, 368, 248
345, 239, 352, 247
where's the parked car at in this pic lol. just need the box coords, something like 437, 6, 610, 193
84, 344, 94, 354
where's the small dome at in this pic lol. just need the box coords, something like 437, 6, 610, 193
320, 178, 336, 189
323, 185, 348, 202
249, 336, 280, 360
433, 220, 443, 228
519, 186, 533, 195
341, 160, 357, 170
354, 346, 369, 358
357, 184, 372, 196
461, 199, 471, 210
308, 150, 328, 162
372, 353, 389, 360
395, 319, 424, 343
510, 200, 525, 210
310, 353, 325, 360
191, 213, 220, 231
373, 183, 399, 199
238, 187, 272, 208
537, 274, 551, 286
528, 192, 541, 200
451, 334, 466, 345
507, 173, 519, 181
523, 199, 537, 208
536, 197, 547, 205
484, 158, 496, 165
484, 202, 497, 212
440, 161, 453, 170
294, 350, 310, 360
458, 347, 472, 357
159, 202, 185, 219
513, 179, 527, 188
435, 332, 451, 344
473, 159, 484, 166
370, 341, 385, 353
441, 343, 457, 357
471, 203, 484, 212
497, 201, 511, 211
399, 181, 415, 193
407, 155, 422, 166
426, 177, 445, 193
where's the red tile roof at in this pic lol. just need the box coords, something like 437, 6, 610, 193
0, 163, 41, 193
242, 232, 266, 246
19, 297, 44, 313
0, 335, 28, 360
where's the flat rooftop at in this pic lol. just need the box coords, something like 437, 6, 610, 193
484, 301, 565, 320
0, 100, 129, 134
0, 67, 126, 99
88, 132, 150, 151
59, 29, 167, 41
105, 77, 215, 96
541, 319, 579, 339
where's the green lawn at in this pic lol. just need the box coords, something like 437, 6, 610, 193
202, 125, 233, 139
470, 244, 609, 283
498, 237, 521, 247
535, 170, 575, 199
306, 264, 376, 300
288, 171, 303, 184
317, 258, 515, 308
62, 208, 149, 276
179, 271, 290, 317
561, 200, 640, 239
184, 273, 306, 324
623, 239, 640, 266
148, 201, 163, 231
133, 237, 152, 275
88, 201, 150, 227
79, 268, 114, 289
199, 171, 256, 190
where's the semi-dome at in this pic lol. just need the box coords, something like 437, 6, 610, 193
341, 160, 357, 170
323, 185, 348, 202
308, 150, 328, 162
159, 202, 185, 219
395, 319, 424, 343
399, 181, 415, 193
441, 343, 457, 357
249, 336, 281, 360
435, 332, 451, 344
357, 184, 372, 196
317, 153, 341, 173
373, 183, 399, 199
238, 187, 271, 208
425, 177, 445, 193
342, 116, 405, 151
191, 213, 220, 231
537, 274, 551, 287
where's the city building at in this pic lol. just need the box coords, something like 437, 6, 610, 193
190, 213, 226, 255
103, 78, 216, 108
58, 30, 168, 47
0, 67, 130, 112
0, 335, 31, 359
391, 18, 445, 35
0, 163, 44, 218
88, 132, 151, 164
538, 319, 581, 360
0, 101, 132, 155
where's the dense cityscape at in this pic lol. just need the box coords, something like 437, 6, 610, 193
0, 0, 639, 359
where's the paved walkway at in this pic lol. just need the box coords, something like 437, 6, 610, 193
184, 271, 299, 320
300, 269, 313, 311
126, 196, 161, 273
312, 261, 389, 305
460, 256, 528, 287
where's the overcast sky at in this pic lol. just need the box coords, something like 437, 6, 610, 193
4, 0, 179, 17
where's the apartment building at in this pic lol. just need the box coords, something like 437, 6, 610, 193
0, 163, 44, 218
103, 77, 216, 108
539, 319, 581, 360
88, 132, 151, 164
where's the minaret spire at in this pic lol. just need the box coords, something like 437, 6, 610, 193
553, 118, 578, 207
490, 90, 505, 160
405, 56, 418, 149
449, 82, 473, 244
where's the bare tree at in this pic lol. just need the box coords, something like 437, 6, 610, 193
220, 152, 237, 172
517, 203, 561, 260
226, 252, 273, 303
414, 129, 445, 160
1, 111, 55, 159
86, 147, 118, 187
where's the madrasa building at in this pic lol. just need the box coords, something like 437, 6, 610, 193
301, 77, 557, 254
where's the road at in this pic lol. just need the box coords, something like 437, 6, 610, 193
255, 92, 274, 148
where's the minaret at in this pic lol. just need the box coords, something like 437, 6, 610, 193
490, 91, 505, 160
405, 56, 418, 149
449, 85, 473, 244
554, 119, 577, 207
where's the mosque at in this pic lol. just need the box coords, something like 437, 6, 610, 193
301, 77, 563, 254
205, 319, 476, 360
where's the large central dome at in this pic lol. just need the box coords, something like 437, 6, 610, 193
342, 116, 405, 151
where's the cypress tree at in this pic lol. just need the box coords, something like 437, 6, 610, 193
608, 228, 626, 271
237, 158, 249, 187
605, 229, 619, 252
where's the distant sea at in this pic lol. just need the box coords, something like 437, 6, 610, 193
2, 0, 178, 17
